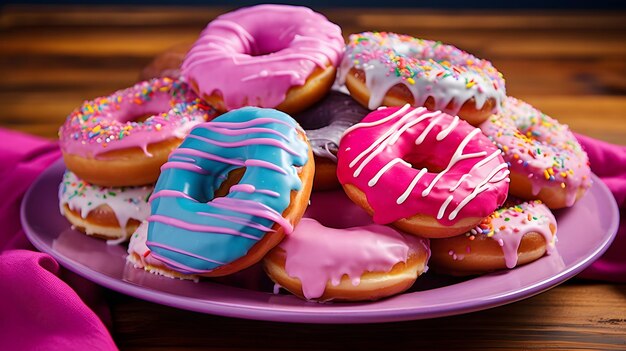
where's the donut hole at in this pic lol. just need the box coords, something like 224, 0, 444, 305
115, 97, 172, 123
214, 168, 245, 199
402, 151, 446, 173
248, 30, 293, 57
131, 113, 155, 123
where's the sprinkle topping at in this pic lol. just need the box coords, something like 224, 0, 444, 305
59, 77, 215, 157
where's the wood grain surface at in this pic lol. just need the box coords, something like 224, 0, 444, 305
1, 5, 625, 350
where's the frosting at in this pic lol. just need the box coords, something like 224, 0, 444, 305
277, 190, 430, 300
337, 105, 510, 226
294, 91, 370, 161
337, 32, 506, 113
181, 4, 344, 110
59, 77, 213, 158
146, 107, 309, 274
480, 97, 591, 206
451, 200, 557, 268
58, 171, 152, 229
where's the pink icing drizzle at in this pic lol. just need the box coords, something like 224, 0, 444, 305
278, 190, 430, 300
467, 200, 557, 268
337, 105, 510, 226
181, 4, 344, 110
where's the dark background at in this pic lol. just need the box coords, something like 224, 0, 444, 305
3, 0, 626, 9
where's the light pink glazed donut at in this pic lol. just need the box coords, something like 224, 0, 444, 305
430, 199, 557, 276
337, 105, 510, 239
480, 97, 592, 208
181, 4, 345, 115
263, 190, 430, 302
59, 77, 215, 187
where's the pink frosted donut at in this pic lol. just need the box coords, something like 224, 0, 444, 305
337, 105, 510, 238
263, 190, 430, 302
59, 78, 214, 187
181, 4, 344, 115
480, 97, 592, 208
430, 199, 557, 276
337, 32, 506, 126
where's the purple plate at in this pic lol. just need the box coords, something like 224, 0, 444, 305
21, 159, 619, 323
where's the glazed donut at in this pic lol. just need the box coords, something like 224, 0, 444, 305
59, 171, 152, 242
480, 97, 592, 208
142, 107, 314, 278
263, 190, 430, 302
337, 32, 506, 126
59, 78, 214, 187
429, 199, 557, 276
181, 4, 344, 115
127, 221, 199, 281
337, 105, 510, 238
294, 91, 369, 190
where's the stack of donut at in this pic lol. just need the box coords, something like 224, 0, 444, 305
58, 4, 592, 302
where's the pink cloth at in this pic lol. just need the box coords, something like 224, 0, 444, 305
0, 129, 117, 351
574, 133, 626, 282
0, 129, 623, 349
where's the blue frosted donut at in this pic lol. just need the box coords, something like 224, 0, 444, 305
145, 107, 313, 277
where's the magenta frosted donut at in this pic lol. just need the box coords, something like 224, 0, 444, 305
480, 97, 592, 208
181, 4, 344, 114
337, 32, 506, 126
337, 105, 510, 238
59, 77, 214, 187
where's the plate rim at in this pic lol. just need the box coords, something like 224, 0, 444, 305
20, 159, 620, 324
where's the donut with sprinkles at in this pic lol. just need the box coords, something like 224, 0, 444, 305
337, 32, 506, 126
59, 77, 215, 187
59, 171, 152, 242
480, 96, 592, 208
430, 199, 557, 276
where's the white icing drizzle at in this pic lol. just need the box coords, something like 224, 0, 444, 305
437, 195, 455, 220
397, 168, 428, 205
448, 163, 510, 220
351, 107, 425, 177
421, 129, 487, 197
368, 158, 412, 187
436, 116, 460, 141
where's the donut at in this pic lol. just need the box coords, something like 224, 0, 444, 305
263, 190, 430, 302
337, 105, 510, 238
127, 221, 199, 281
294, 91, 370, 190
336, 32, 506, 126
59, 77, 215, 187
143, 107, 314, 278
480, 97, 592, 208
181, 4, 344, 115
429, 199, 557, 276
59, 171, 152, 242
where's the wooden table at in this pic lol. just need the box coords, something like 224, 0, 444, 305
1, 5, 625, 350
